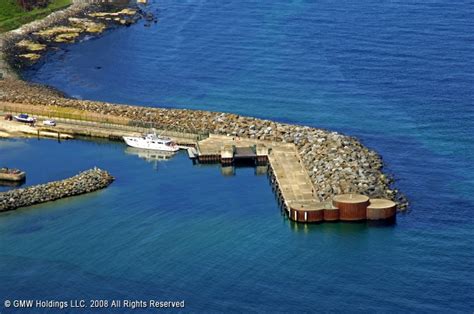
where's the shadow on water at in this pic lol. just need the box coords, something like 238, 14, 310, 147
12, 223, 44, 235
287, 218, 397, 234
219, 164, 268, 177
0, 179, 25, 188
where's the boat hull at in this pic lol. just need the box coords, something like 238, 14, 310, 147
123, 136, 179, 152
0, 171, 26, 182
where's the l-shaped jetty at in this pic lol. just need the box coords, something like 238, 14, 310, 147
0, 82, 405, 221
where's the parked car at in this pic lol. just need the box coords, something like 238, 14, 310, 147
43, 119, 56, 126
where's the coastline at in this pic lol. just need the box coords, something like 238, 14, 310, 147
0, 35, 18, 79
0, 1, 89, 79
0, 3, 408, 210
1, 0, 144, 74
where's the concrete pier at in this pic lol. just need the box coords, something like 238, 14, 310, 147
0, 111, 198, 146
196, 134, 269, 165
267, 143, 320, 221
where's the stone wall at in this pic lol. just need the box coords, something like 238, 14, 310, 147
0, 79, 408, 209
0, 168, 114, 212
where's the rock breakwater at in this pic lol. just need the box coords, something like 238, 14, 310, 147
0, 79, 408, 210
0, 168, 114, 212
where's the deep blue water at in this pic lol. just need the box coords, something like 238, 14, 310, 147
3, 0, 473, 312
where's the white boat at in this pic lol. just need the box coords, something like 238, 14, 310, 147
123, 130, 179, 152
14, 113, 36, 123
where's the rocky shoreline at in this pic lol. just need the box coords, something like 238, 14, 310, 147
0, 0, 150, 73
0, 168, 114, 212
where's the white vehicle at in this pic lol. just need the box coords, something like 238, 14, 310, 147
123, 130, 179, 152
43, 119, 56, 126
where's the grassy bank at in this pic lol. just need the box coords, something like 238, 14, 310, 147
0, 0, 72, 32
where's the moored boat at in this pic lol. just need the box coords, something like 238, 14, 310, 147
123, 130, 179, 152
0, 168, 26, 182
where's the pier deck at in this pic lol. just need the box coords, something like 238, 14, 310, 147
196, 134, 321, 221
267, 144, 320, 218
197, 135, 264, 155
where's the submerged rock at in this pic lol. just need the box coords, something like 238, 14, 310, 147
18, 53, 41, 61
34, 26, 83, 38
15, 40, 47, 52
54, 32, 81, 43
89, 8, 137, 18
68, 18, 106, 33
2, 2, 150, 71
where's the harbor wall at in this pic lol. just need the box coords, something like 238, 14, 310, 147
0, 168, 114, 212
0, 79, 407, 209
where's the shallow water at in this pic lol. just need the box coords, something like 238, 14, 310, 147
4, 0, 474, 311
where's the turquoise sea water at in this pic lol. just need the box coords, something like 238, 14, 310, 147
2, 0, 473, 312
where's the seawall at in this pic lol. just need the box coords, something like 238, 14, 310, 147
0, 79, 408, 209
0, 168, 114, 212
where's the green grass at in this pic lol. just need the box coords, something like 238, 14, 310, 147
0, 0, 72, 32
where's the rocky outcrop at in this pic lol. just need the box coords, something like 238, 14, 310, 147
6, 3, 91, 39
1, 2, 145, 67
0, 79, 408, 210
0, 3, 89, 76
0, 168, 114, 212
0, 36, 18, 80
